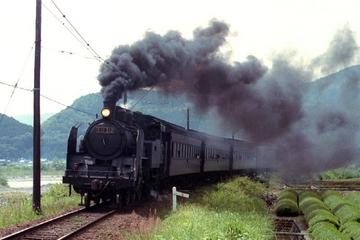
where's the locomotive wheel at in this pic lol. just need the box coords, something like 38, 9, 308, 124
123, 190, 131, 206
84, 193, 91, 209
130, 190, 136, 203
116, 194, 122, 209
135, 185, 143, 201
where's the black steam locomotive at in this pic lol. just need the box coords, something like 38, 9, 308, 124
63, 102, 268, 207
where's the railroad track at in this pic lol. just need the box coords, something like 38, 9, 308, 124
289, 180, 360, 191
1, 206, 116, 240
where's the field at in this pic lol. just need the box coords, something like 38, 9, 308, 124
0, 160, 65, 178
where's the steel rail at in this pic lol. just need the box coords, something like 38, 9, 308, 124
58, 209, 116, 240
0, 207, 86, 240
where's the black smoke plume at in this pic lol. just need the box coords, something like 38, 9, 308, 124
98, 20, 360, 174
312, 25, 359, 74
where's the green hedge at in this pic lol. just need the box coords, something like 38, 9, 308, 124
340, 221, 360, 240
309, 222, 349, 240
299, 190, 320, 202
278, 190, 298, 203
299, 197, 325, 210
275, 198, 299, 216
334, 205, 360, 224
345, 192, 360, 207
321, 190, 341, 199
308, 210, 340, 227
302, 203, 329, 217
323, 194, 348, 211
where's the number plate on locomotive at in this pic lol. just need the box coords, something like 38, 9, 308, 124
95, 126, 115, 134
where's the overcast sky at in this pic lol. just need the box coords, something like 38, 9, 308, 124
1, 0, 360, 117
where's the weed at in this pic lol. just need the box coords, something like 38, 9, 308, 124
0, 183, 79, 228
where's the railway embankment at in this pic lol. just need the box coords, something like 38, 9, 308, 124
130, 177, 274, 240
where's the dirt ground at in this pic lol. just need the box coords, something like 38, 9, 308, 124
71, 196, 172, 240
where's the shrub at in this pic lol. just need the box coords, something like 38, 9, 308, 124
340, 221, 360, 240
321, 190, 341, 200
334, 205, 360, 224
299, 190, 320, 203
275, 199, 299, 217
299, 197, 325, 211
308, 210, 340, 227
323, 194, 348, 211
199, 178, 268, 214
309, 221, 349, 240
345, 192, 360, 207
278, 189, 298, 203
302, 203, 329, 217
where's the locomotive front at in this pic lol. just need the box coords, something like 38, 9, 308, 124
63, 103, 144, 207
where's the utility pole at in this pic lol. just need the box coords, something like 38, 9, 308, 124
33, 0, 42, 213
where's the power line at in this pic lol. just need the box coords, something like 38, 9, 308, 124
0, 80, 96, 117
129, 86, 155, 110
42, 1, 102, 62
41, 45, 96, 60
46, 0, 153, 109
49, 0, 104, 62
0, 44, 35, 125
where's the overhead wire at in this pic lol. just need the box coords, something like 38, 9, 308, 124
42, 1, 102, 63
0, 43, 35, 125
49, 0, 104, 62
48, 0, 157, 109
0, 81, 96, 117
129, 86, 155, 110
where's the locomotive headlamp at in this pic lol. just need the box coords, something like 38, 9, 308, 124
101, 108, 111, 118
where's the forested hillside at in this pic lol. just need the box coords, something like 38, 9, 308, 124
0, 114, 32, 159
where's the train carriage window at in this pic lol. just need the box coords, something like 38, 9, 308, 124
182, 143, 185, 159
177, 143, 181, 158
171, 142, 175, 157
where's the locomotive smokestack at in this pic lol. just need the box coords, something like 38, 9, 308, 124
103, 100, 116, 115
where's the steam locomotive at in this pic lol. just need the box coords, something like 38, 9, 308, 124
63, 102, 269, 207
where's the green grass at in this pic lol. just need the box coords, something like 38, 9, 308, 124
0, 183, 79, 228
0, 160, 65, 177
130, 177, 273, 240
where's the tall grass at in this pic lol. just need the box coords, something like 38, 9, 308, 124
0, 183, 79, 228
131, 177, 273, 240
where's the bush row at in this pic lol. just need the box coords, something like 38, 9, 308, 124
297, 190, 346, 240
322, 190, 360, 225
275, 189, 299, 217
